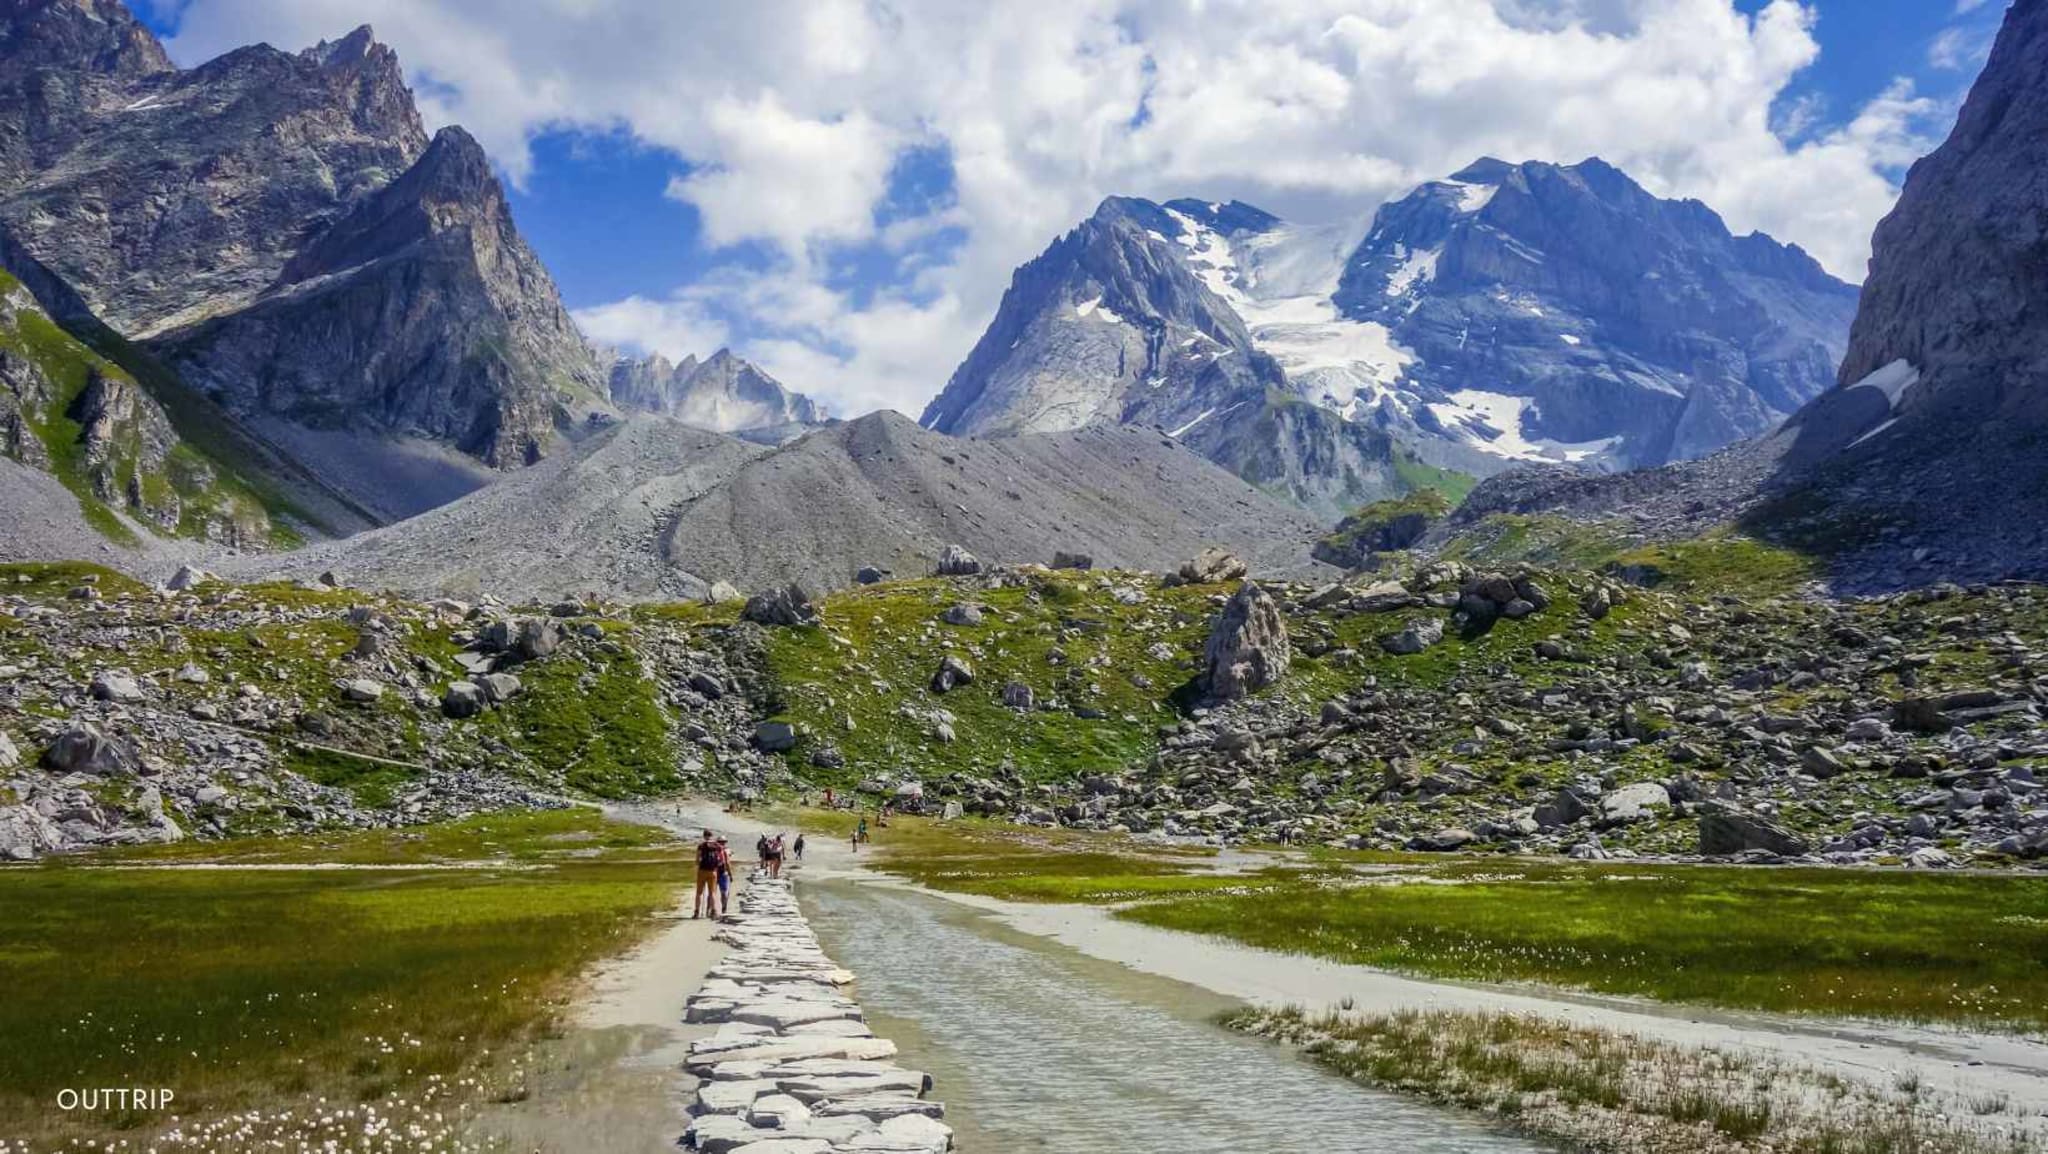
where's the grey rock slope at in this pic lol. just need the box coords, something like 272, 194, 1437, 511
237, 410, 1328, 601
1755, 0, 2048, 586
920, 196, 1410, 518
1334, 158, 1859, 470
0, 1, 605, 516
661, 410, 1329, 593
224, 416, 766, 600
608, 348, 826, 444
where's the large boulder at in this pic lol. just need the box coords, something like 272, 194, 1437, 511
165, 564, 214, 592
1051, 551, 1093, 571
0, 732, 18, 770
742, 583, 821, 627
1698, 809, 1810, 857
340, 679, 385, 705
753, 721, 799, 752
0, 805, 64, 861
442, 681, 487, 718
930, 655, 976, 693
703, 580, 744, 605
1202, 581, 1290, 701
42, 724, 134, 775
1378, 617, 1445, 655
1178, 548, 1248, 585
1600, 781, 1672, 823
89, 671, 145, 704
936, 544, 982, 576
478, 673, 523, 703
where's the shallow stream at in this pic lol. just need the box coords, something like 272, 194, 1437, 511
804, 879, 1547, 1153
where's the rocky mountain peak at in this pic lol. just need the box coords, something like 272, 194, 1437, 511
1332, 155, 1859, 470
299, 24, 379, 68
0, 0, 171, 82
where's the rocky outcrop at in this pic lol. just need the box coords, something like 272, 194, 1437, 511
743, 583, 822, 628
0, 272, 271, 541
609, 348, 824, 444
0, 3, 605, 502
1202, 581, 1289, 701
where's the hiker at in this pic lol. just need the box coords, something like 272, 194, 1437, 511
692, 829, 719, 919
793, 833, 806, 861
856, 816, 869, 844
765, 833, 786, 879
714, 837, 733, 916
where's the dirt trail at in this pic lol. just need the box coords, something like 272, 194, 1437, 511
466, 799, 775, 1153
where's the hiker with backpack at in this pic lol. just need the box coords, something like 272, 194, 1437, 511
714, 837, 733, 916
693, 829, 720, 919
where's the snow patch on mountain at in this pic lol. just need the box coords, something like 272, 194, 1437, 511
1427, 390, 1620, 464
1160, 208, 1416, 418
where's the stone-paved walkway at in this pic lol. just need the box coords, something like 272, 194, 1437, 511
681, 872, 954, 1153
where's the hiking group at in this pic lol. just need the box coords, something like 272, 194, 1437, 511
693, 828, 805, 917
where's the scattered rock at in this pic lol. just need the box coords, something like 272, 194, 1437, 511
1178, 548, 1248, 585
1378, 617, 1444, 656
936, 544, 982, 577
743, 584, 822, 628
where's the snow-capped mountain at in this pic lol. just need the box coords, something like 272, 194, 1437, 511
919, 196, 1411, 518
926, 159, 1860, 515
1335, 157, 1860, 471
608, 348, 826, 445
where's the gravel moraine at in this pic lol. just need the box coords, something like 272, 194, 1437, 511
682, 873, 953, 1153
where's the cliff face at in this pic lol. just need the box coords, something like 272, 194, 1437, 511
1832, 0, 2048, 421
1749, 0, 2048, 587
0, 1, 606, 504
162, 126, 605, 468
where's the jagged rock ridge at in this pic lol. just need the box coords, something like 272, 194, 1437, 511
608, 348, 826, 444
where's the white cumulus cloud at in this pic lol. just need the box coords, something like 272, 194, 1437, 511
156, 0, 1955, 419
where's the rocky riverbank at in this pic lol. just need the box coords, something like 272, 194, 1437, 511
681, 873, 953, 1153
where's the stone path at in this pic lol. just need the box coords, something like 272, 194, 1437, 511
681, 872, 954, 1153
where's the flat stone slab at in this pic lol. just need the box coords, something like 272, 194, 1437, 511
683, 872, 952, 1152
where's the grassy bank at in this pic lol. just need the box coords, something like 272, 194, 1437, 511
1229, 1007, 2037, 1154
0, 810, 689, 1149
863, 816, 2048, 1032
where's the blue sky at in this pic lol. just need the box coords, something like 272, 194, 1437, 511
146, 0, 2007, 417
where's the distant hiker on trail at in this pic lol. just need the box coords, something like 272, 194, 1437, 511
756, 833, 770, 864
794, 834, 806, 861
856, 817, 869, 844
764, 834, 786, 878
714, 837, 733, 916
693, 829, 720, 919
